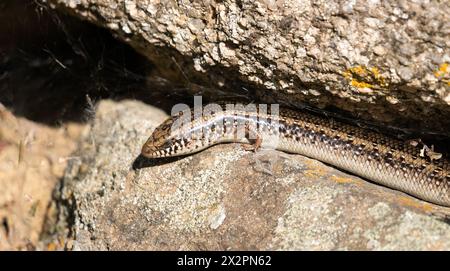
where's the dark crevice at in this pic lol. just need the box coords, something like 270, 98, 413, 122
2, 217, 10, 236
0, 0, 165, 125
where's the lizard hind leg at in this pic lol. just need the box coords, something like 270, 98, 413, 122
241, 135, 262, 152
240, 121, 262, 152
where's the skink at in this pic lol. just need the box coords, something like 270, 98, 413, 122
141, 103, 450, 207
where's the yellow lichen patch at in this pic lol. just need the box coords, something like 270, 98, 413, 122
434, 63, 450, 86
350, 80, 374, 89
434, 63, 448, 77
301, 159, 330, 179
303, 168, 328, 179
330, 175, 361, 186
396, 196, 433, 212
343, 66, 389, 92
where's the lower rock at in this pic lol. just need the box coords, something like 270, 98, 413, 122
54, 100, 450, 250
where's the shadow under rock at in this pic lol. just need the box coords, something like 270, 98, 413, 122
0, 0, 191, 125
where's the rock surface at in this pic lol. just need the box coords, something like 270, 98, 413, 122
53, 100, 450, 250
0, 103, 86, 250
41, 0, 450, 135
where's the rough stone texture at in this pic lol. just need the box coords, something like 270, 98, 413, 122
0, 103, 86, 250
41, 0, 450, 135
53, 100, 450, 250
